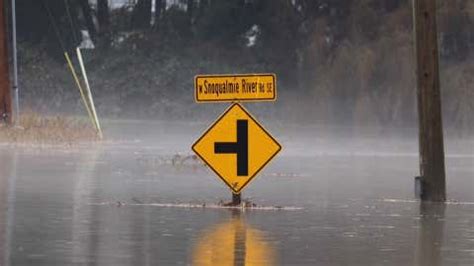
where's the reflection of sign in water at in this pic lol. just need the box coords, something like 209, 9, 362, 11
195, 74, 276, 102
193, 217, 275, 265
192, 103, 281, 193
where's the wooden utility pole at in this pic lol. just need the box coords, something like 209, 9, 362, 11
0, 0, 12, 124
413, 0, 446, 202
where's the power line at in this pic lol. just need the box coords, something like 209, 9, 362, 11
41, 0, 67, 52
64, 0, 80, 45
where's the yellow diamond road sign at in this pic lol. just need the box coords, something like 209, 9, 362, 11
192, 103, 281, 193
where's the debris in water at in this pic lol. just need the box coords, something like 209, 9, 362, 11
92, 199, 302, 211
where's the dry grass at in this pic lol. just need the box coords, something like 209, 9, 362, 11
0, 111, 99, 145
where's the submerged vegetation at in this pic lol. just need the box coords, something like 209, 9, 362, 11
0, 111, 98, 145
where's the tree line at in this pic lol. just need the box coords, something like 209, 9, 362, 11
13, 0, 474, 133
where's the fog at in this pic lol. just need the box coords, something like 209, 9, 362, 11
13, 0, 474, 138
1, 0, 473, 265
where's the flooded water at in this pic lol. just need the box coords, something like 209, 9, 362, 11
0, 121, 473, 265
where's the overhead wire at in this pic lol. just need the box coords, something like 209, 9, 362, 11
41, 0, 67, 52
64, 0, 80, 45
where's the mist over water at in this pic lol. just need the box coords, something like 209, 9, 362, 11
0, 120, 472, 265
14, 0, 474, 138
2, 0, 473, 265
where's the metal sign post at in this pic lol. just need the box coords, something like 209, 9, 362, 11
11, 0, 19, 125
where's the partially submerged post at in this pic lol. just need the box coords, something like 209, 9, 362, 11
412, 0, 446, 201
0, 0, 12, 124
232, 193, 241, 206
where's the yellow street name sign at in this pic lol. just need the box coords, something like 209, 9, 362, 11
195, 74, 276, 102
192, 103, 281, 193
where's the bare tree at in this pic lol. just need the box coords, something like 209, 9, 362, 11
97, 0, 110, 46
132, 0, 152, 29
187, 0, 194, 24
97, 0, 110, 33
154, 0, 166, 28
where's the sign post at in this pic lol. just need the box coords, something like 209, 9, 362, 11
193, 74, 280, 205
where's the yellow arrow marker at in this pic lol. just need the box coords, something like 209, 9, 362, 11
192, 103, 281, 193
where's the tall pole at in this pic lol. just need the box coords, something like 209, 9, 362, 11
11, 0, 19, 125
0, 0, 12, 124
412, 0, 446, 202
